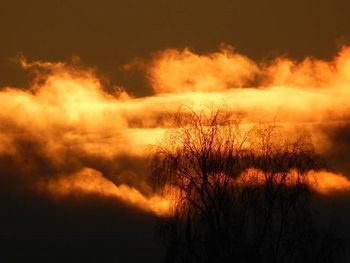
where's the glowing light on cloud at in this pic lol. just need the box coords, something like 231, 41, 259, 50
238, 169, 350, 194
0, 46, 350, 217
309, 170, 350, 194
146, 46, 258, 93
42, 168, 171, 216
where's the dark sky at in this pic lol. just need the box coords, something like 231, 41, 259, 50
1, 0, 350, 95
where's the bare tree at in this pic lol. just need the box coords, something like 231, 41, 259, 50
151, 108, 339, 263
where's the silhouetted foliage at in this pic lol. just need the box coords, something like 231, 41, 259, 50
151, 108, 341, 263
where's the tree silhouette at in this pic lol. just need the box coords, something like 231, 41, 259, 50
151, 108, 341, 263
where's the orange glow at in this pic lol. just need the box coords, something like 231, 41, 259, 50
238, 169, 350, 194
42, 168, 172, 216
309, 170, 350, 194
146, 46, 258, 93
1, 46, 350, 216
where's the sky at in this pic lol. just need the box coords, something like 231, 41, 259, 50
1, 0, 350, 95
1, 1, 350, 262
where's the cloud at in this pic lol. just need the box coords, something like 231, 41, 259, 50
1, 46, 350, 224
320, 123, 350, 177
145, 45, 259, 93
142, 44, 350, 93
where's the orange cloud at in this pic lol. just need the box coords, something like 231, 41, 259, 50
309, 170, 350, 194
1, 46, 350, 216
238, 169, 350, 194
42, 168, 171, 216
147, 46, 259, 93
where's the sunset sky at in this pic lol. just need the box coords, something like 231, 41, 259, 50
2, 0, 350, 94
1, 1, 350, 262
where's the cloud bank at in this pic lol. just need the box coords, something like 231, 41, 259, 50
0, 46, 350, 220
